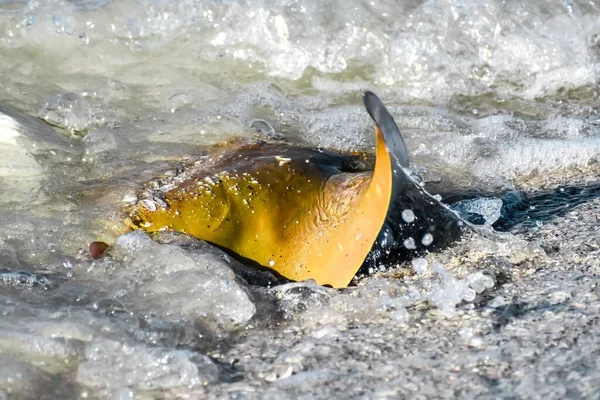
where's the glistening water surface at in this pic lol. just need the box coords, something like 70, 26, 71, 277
2, 0, 600, 399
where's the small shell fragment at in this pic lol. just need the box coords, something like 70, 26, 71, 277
89, 241, 109, 259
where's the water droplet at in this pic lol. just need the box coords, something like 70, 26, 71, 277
421, 233, 434, 246
401, 209, 415, 223
250, 119, 285, 140
165, 92, 194, 113
268, 258, 276, 267
403, 237, 416, 250
93, 298, 127, 316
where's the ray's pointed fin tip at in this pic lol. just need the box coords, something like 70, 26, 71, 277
362, 91, 410, 168
362, 91, 383, 125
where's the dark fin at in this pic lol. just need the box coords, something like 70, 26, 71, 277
363, 91, 409, 168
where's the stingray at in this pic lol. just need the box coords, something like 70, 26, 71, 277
119, 92, 465, 288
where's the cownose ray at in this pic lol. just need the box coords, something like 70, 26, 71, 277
121, 91, 463, 287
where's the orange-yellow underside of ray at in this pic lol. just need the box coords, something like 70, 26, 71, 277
127, 129, 392, 288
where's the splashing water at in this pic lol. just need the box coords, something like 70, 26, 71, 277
1, 0, 600, 398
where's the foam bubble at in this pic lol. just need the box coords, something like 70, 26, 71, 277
411, 258, 428, 274
401, 209, 415, 223
403, 237, 417, 250
421, 233, 434, 247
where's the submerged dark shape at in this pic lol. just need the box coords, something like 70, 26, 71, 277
121, 91, 466, 286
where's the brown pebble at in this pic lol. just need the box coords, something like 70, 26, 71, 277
89, 241, 109, 259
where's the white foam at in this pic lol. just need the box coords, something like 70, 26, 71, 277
411, 258, 428, 274
111, 231, 256, 328
0, 112, 45, 204
77, 339, 218, 391
473, 137, 600, 179
0, 113, 21, 146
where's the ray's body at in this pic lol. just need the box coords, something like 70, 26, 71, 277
125, 92, 465, 287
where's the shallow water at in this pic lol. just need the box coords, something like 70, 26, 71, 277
2, 0, 600, 398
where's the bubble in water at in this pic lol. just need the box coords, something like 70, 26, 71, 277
466, 272, 495, 293
461, 287, 477, 302
427, 263, 488, 317
401, 209, 415, 223
38, 92, 115, 135
421, 233, 434, 246
251, 119, 285, 140
165, 92, 194, 113
403, 237, 416, 250
83, 130, 117, 155
411, 258, 428, 274
92, 298, 127, 317
376, 295, 409, 322
0, 269, 53, 288
52, 14, 75, 35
